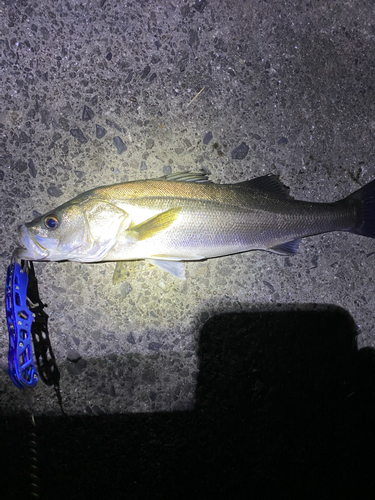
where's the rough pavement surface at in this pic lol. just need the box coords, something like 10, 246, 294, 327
1, 0, 375, 416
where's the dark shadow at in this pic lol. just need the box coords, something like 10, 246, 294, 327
2, 305, 375, 499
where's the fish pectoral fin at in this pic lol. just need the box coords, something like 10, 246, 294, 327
146, 258, 186, 280
268, 238, 301, 255
127, 207, 182, 241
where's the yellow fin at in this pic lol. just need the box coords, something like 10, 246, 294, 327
112, 261, 146, 284
128, 207, 182, 241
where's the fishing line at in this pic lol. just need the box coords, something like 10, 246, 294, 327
27, 390, 40, 499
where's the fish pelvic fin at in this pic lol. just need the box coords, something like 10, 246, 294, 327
344, 179, 375, 238
127, 207, 182, 241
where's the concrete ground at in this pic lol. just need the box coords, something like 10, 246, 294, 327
1, 0, 375, 418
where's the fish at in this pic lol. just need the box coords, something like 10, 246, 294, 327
14, 172, 375, 280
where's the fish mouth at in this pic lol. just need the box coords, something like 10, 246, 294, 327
13, 224, 50, 261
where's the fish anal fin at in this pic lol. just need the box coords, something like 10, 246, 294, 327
128, 207, 182, 241
146, 258, 186, 280
269, 238, 301, 255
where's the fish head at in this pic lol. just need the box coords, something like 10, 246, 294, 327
15, 196, 131, 262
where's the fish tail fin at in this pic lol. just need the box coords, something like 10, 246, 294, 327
345, 179, 375, 238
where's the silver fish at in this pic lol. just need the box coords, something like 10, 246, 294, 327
15, 172, 375, 279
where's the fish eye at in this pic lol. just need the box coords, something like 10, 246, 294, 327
44, 215, 59, 230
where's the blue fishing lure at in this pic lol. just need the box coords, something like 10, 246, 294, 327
5, 262, 39, 389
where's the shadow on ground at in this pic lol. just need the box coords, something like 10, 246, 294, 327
2, 305, 375, 499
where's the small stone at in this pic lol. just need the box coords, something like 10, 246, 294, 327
82, 105, 95, 121
67, 349, 81, 362
28, 159, 37, 178
193, 0, 207, 13
96, 124, 107, 138
40, 109, 51, 128
15, 160, 28, 173
19, 131, 31, 143
59, 117, 70, 131
113, 136, 127, 154
92, 405, 105, 415
72, 335, 80, 346
124, 71, 133, 84
141, 65, 151, 79
278, 137, 288, 144
263, 280, 275, 292
157, 280, 166, 290
231, 142, 249, 160
200, 311, 209, 323
120, 282, 132, 297
77, 358, 87, 369
105, 119, 122, 132
196, 264, 208, 276
0, 154, 12, 168
0, 170, 4, 181
70, 128, 88, 143
109, 384, 116, 397
140, 160, 148, 171
127, 333, 136, 344
65, 360, 81, 376
145, 138, 155, 149
47, 185, 63, 197
149, 342, 162, 351
163, 165, 172, 175
40, 26, 50, 40
203, 131, 213, 144
52, 132, 62, 142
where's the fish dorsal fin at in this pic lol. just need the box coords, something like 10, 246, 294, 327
127, 207, 182, 241
152, 171, 212, 184
235, 175, 293, 199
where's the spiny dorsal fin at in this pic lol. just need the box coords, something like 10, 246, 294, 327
127, 207, 182, 241
153, 171, 212, 184
235, 175, 293, 199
